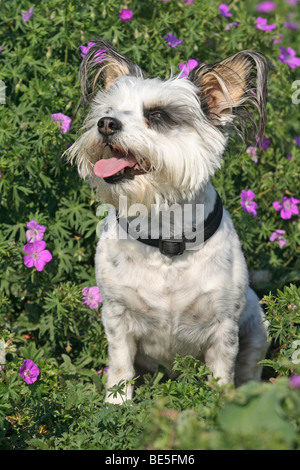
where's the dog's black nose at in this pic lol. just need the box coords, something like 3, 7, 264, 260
97, 117, 122, 136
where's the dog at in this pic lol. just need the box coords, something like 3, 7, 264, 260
68, 39, 270, 404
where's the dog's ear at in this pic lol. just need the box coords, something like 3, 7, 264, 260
189, 51, 268, 145
80, 39, 145, 101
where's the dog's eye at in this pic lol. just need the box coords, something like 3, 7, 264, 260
144, 107, 177, 132
148, 111, 162, 120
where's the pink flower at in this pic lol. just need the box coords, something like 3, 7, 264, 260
163, 33, 183, 48
82, 286, 102, 309
184, 0, 194, 3
80, 41, 96, 58
269, 229, 287, 248
97, 366, 108, 374
289, 375, 300, 389
219, 3, 232, 17
240, 190, 258, 217
23, 241, 52, 271
119, 9, 133, 22
225, 21, 240, 30
256, 1, 276, 13
284, 22, 298, 30
255, 17, 276, 31
294, 136, 300, 146
246, 146, 258, 164
80, 42, 107, 63
273, 196, 300, 219
19, 359, 40, 384
26, 219, 46, 242
273, 33, 283, 44
51, 113, 72, 133
22, 7, 34, 22
94, 50, 107, 63
259, 136, 272, 149
278, 47, 300, 69
178, 59, 198, 78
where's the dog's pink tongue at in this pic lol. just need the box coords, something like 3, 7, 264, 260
94, 153, 137, 178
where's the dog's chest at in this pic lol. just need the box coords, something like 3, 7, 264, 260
95, 238, 225, 345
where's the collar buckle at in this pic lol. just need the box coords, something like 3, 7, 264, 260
159, 239, 186, 256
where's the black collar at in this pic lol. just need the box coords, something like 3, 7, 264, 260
116, 192, 223, 256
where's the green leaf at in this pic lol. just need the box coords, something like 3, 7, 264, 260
218, 380, 296, 445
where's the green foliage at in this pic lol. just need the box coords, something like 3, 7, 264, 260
260, 284, 300, 375
137, 377, 300, 450
0, 0, 299, 450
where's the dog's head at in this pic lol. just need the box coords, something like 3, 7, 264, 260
68, 39, 268, 208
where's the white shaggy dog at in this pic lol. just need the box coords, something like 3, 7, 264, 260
68, 40, 270, 404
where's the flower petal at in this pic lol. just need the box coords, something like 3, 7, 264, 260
40, 250, 52, 263
272, 201, 282, 211
32, 240, 47, 252
23, 255, 34, 268
280, 208, 292, 219
82, 287, 90, 296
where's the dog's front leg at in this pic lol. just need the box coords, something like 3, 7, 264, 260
204, 318, 239, 385
103, 311, 137, 404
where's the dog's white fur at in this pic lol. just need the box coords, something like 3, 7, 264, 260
68, 41, 270, 404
